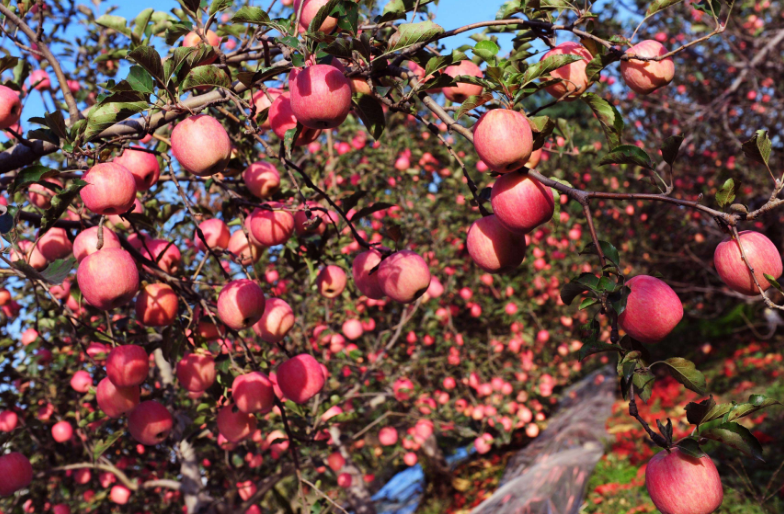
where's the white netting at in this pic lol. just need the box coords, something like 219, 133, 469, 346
470, 366, 617, 514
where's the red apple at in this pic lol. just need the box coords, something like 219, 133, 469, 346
316, 265, 347, 299
106, 345, 149, 387
28, 178, 62, 209
250, 297, 294, 343
217, 404, 257, 443
473, 109, 533, 174
51, 420, 73, 443
228, 229, 264, 265
618, 275, 683, 343
377, 250, 431, 303
135, 283, 178, 327
139, 239, 181, 274
0, 410, 18, 431
171, 115, 232, 177
182, 30, 222, 65
232, 372, 275, 414
176, 353, 216, 392
36, 227, 73, 261
80, 162, 138, 215
96, 377, 140, 418
328, 452, 346, 471
0, 452, 33, 496
276, 354, 325, 404
217, 279, 266, 330
77, 248, 139, 310
70, 370, 93, 393
127, 400, 172, 445
28, 69, 51, 90
114, 147, 161, 191
378, 426, 398, 446
466, 215, 527, 273
645, 448, 723, 514
290, 65, 352, 130
269, 92, 322, 145
342, 319, 364, 340
251, 87, 283, 128
352, 249, 385, 300
442, 60, 483, 103
73, 226, 121, 263
294, 0, 337, 33
195, 218, 231, 252
109, 484, 131, 505
714, 231, 782, 296
243, 162, 281, 199
491, 172, 554, 233
0, 85, 21, 130
541, 42, 593, 100
247, 205, 295, 247
620, 40, 675, 95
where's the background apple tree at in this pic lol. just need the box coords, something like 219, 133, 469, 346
0, 0, 783, 513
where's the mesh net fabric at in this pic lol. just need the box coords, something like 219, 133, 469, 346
470, 365, 617, 514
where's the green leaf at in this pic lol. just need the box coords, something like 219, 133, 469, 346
132, 8, 155, 43
9, 165, 58, 195
659, 358, 707, 396
715, 177, 740, 208
726, 394, 782, 422
609, 284, 630, 316
84, 92, 149, 141
528, 115, 556, 151
41, 256, 77, 285
284, 125, 303, 160
580, 240, 620, 268
209, 0, 233, 15
598, 145, 652, 168
93, 429, 125, 460
380, 0, 436, 22
764, 273, 784, 294
453, 92, 494, 121
661, 134, 685, 165
646, 0, 685, 16
699, 420, 763, 460
559, 273, 600, 305
579, 297, 600, 310
181, 65, 231, 91
685, 397, 728, 426
578, 340, 622, 361
93, 48, 129, 64
633, 370, 655, 402
425, 50, 467, 77
523, 54, 585, 83
96, 14, 132, 37
126, 66, 155, 94
675, 438, 707, 458
741, 129, 772, 167
44, 111, 68, 141
584, 52, 618, 82
323, 39, 353, 59
127, 46, 165, 85
0, 56, 19, 76
165, 22, 192, 46
474, 40, 500, 62
232, 6, 271, 24
388, 21, 444, 53
40, 180, 87, 233
353, 94, 386, 140
308, 0, 340, 34
581, 93, 623, 148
